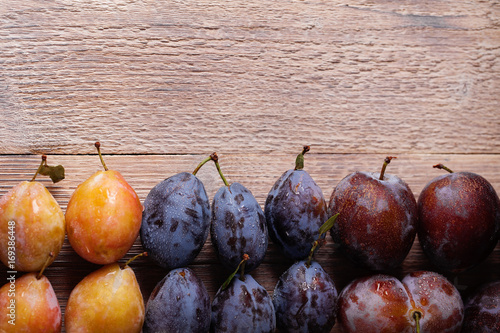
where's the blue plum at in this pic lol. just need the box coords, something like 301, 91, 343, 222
143, 267, 211, 333
273, 260, 338, 333
141, 172, 210, 270
211, 182, 268, 272
211, 273, 276, 333
265, 147, 327, 260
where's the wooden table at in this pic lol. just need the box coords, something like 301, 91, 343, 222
1, 1, 499, 332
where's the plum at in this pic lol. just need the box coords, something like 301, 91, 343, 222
211, 182, 268, 272
65, 256, 145, 333
338, 271, 464, 333
211, 273, 276, 333
328, 156, 417, 271
0, 271, 61, 333
418, 164, 500, 273
0, 156, 65, 272
402, 271, 464, 332
210, 154, 267, 272
143, 267, 210, 333
273, 260, 338, 333
66, 143, 142, 265
461, 280, 500, 332
141, 156, 212, 270
265, 146, 327, 260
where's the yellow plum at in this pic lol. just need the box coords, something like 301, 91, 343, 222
65, 142, 142, 265
65, 258, 145, 333
0, 272, 62, 332
0, 156, 65, 272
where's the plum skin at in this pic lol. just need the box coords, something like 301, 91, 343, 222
328, 171, 417, 271
265, 169, 327, 261
143, 267, 210, 333
338, 274, 413, 333
0, 273, 61, 333
0, 181, 65, 272
211, 182, 268, 272
417, 171, 500, 273
66, 170, 142, 265
402, 271, 464, 332
65, 263, 145, 333
337, 271, 463, 333
461, 280, 500, 332
141, 172, 211, 270
273, 260, 338, 333
211, 274, 276, 333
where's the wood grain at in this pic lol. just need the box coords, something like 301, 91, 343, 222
0, 153, 499, 332
1, 1, 499, 155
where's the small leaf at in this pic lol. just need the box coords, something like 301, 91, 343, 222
39, 165, 65, 183
319, 213, 339, 236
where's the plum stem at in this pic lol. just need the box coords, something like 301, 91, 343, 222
192, 153, 216, 175
412, 311, 422, 333
122, 252, 148, 269
433, 163, 454, 173
37, 252, 54, 279
306, 213, 339, 267
221, 254, 249, 290
31, 155, 47, 182
379, 156, 396, 180
239, 253, 250, 280
211, 152, 230, 187
95, 142, 108, 171
294, 146, 310, 170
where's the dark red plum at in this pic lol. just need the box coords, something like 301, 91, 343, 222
141, 171, 211, 270
273, 260, 338, 333
211, 182, 268, 272
338, 274, 412, 332
265, 146, 327, 260
328, 157, 417, 271
211, 273, 276, 333
461, 280, 500, 332
418, 166, 500, 273
337, 271, 463, 333
402, 271, 464, 332
143, 267, 211, 333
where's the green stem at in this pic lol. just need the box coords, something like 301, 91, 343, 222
212, 152, 230, 187
122, 252, 148, 269
95, 142, 108, 171
192, 153, 216, 175
306, 240, 322, 268
31, 155, 47, 182
221, 254, 249, 290
239, 254, 249, 280
413, 311, 422, 333
294, 146, 310, 170
433, 163, 454, 173
306, 213, 339, 267
379, 156, 396, 180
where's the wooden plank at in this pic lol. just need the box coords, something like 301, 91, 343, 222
0, 153, 499, 332
1, 1, 499, 155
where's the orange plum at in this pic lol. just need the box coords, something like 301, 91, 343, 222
65, 262, 145, 333
65, 143, 142, 265
0, 181, 65, 272
0, 273, 62, 333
